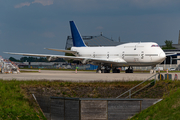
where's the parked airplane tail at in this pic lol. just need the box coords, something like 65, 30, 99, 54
70, 21, 86, 47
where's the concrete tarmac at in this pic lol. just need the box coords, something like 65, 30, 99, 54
0, 70, 179, 82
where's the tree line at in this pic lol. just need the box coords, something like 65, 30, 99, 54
9, 57, 65, 62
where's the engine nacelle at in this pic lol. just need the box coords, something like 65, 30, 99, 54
82, 59, 91, 64
46, 56, 56, 61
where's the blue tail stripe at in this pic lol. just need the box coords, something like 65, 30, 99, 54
70, 21, 86, 47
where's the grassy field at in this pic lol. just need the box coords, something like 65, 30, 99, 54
20, 68, 180, 73
0, 80, 146, 120
20, 71, 39, 73
131, 88, 180, 120
0, 80, 46, 120
1, 79, 180, 119
20, 68, 96, 72
130, 80, 180, 120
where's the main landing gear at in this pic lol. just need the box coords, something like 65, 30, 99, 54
112, 67, 120, 73
96, 64, 120, 73
103, 67, 111, 73
96, 66, 111, 73
125, 66, 133, 73
96, 65, 133, 73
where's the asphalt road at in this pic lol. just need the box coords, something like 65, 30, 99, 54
0, 70, 179, 82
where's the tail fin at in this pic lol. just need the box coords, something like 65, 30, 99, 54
70, 21, 86, 47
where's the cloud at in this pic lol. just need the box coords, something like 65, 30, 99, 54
14, 2, 31, 8
42, 32, 55, 38
32, 0, 54, 6
14, 0, 53, 8
96, 26, 103, 30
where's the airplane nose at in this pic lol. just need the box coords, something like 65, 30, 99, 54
159, 52, 166, 59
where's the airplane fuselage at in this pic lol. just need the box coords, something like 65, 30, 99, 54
71, 42, 166, 67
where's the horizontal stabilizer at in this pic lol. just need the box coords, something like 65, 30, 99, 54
4, 52, 85, 60
172, 58, 180, 60
165, 52, 177, 56
44, 48, 77, 54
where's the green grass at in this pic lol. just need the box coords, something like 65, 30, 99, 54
20, 68, 180, 73
131, 88, 180, 120
20, 71, 39, 73
0, 80, 144, 119
133, 80, 180, 98
0, 80, 46, 120
20, 68, 96, 71
158, 70, 180, 73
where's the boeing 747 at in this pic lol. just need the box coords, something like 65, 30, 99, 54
5, 21, 166, 73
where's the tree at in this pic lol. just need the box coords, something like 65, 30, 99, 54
9, 57, 19, 62
162, 40, 176, 49
19, 57, 47, 62
51, 58, 65, 62
65, 48, 75, 63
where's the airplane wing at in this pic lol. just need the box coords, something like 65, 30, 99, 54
4, 52, 83, 61
87, 58, 127, 64
4, 52, 127, 64
165, 52, 177, 56
44, 48, 77, 54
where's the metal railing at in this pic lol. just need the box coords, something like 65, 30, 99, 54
116, 73, 158, 98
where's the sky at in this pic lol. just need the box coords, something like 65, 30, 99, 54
1, 0, 180, 59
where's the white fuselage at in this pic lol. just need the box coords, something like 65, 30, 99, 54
71, 42, 166, 66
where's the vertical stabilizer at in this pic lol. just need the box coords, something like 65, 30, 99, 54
70, 21, 86, 47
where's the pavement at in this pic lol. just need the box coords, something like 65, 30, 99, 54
0, 69, 179, 82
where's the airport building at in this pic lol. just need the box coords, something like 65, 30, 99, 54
158, 30, 180, 70
65, 34, 124, 49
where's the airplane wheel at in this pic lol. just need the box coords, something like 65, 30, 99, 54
112, 69, 116, 73
113, 69, 120, 73
125, 67, 133, 73
104, 69, 110, 73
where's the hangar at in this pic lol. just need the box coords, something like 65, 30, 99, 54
159, 30, 180, 70
65, 34, 124, 49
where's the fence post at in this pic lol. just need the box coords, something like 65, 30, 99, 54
79, 100, 81, 120
140, 101, 142, 112
64, 98, 65, 120
106, 100, 108, 120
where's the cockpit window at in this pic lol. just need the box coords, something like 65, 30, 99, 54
151, 45, 159, 47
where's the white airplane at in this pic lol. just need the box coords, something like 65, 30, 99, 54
5, 21, 166, 73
